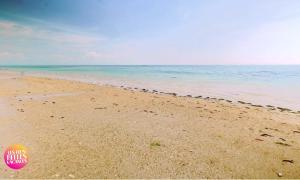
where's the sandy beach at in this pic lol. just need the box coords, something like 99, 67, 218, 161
0, 71, 300, 178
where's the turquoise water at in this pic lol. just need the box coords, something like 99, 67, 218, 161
1, 65, 300, 110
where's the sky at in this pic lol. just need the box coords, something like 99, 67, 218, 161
0, 0, 300, 65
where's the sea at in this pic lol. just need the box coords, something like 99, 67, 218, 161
1, 65, 300, 110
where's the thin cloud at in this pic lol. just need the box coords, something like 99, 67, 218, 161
0, 20, 101, 45
0, 51, 24, 60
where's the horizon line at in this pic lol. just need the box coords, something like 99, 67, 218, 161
1, 64, 300, 66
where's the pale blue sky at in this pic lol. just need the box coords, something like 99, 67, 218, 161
0, 0, 300, 65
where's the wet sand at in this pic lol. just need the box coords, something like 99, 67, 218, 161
0, 71, 300, 178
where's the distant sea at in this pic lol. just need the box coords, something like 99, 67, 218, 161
1, 65, 300, 110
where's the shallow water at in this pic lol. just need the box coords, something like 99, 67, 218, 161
1, 65, 300, 110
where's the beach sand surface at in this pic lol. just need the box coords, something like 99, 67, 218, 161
0, 71, 300, 178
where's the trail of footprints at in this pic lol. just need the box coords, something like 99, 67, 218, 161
256, 126, 300, 165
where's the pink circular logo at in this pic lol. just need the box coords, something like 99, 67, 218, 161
4, 144, 28, 170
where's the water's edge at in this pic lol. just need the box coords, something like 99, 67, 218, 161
1, 68, 299, 113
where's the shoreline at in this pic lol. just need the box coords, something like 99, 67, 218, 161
1, 70, 300, 178
1, 69, 300, 113
119, 87, 300, 114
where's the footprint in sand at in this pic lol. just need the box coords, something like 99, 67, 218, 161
94, 107, 107, 110
282, 159, 294, 163
275, 142, 291, 146
261, 133, 273, 137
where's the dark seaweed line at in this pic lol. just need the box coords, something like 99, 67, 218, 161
115, 85, 300, 114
